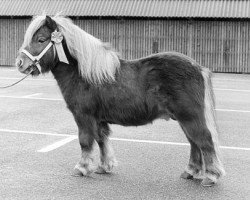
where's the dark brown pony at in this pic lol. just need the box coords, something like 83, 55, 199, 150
16, 15, 225, 187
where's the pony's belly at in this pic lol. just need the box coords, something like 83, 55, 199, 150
101, 109, 169, 126
105, 116, 154, 126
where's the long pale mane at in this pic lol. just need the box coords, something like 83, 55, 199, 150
22, 14, 120, 84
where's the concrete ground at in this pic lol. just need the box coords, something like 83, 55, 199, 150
0, 67, 250, 200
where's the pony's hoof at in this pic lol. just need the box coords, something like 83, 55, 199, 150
74, 163, 94, 176
95, 166, 108, 174
72, 168, 83, 177
180, 171, 193, 180
201, 177, 216, 187
95, 159, 117, 174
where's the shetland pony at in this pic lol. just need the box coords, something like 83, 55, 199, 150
16, 15, 225, 187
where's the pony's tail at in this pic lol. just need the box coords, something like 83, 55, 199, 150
201, 67, 225, 177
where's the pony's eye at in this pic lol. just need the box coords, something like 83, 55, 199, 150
38, 38, 46, 43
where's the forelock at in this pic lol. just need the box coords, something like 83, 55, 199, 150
21, 15, 46, 49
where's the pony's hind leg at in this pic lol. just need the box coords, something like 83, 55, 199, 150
73, 116, 96, 176
180, 118, 225, 186
95, 122, 117, 174
180, 135, 204, 180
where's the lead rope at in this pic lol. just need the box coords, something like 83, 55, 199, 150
0, 69, 33, 89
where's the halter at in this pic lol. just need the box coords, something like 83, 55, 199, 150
22, 43, 53, 73
21, 30, 69, 73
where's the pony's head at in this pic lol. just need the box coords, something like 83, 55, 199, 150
16, 15, 58, 76
16, 14, 120, 84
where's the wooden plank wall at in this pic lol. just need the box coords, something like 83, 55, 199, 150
1, 18, 250, 73
0, 19, 29, 66
76, 19, 250, 73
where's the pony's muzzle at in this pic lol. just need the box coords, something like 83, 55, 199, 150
16, 58, 27, 74
16, 58, 33, 74
16, 58, 23, 69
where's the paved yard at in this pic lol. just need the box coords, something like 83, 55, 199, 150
0, 67, 250, 200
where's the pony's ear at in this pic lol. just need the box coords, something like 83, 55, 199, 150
45, 16, 57, 31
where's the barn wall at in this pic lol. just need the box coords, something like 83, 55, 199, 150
75, 19, 250, 73
1, 18, 250, 73
0, 19, 30, 65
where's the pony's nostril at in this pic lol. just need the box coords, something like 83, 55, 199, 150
16, 59, 23, 68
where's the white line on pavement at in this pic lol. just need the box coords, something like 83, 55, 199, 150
110, 138, 250, 151
37, 136, 77, 152
22, 93, 43, 98
0, 128, 71, 137
0, 128, 249, 152
216, 108, 250, 113
111, 137, 189, 146
215, 88, 250, 92
220, 145, 250, 151
0, 95, 63, 101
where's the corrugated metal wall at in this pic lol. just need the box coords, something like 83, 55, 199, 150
2, 0, 250, 19
1, 18, 250, 73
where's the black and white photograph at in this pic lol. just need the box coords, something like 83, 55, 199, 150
0, 0, 250, 199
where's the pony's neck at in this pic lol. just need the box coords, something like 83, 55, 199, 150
50, 41, 85, 95
51, 43, 76, 80
51, 61, 77, 81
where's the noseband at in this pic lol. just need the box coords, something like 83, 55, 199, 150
21, 43, 53, 73
21, 30, 69, 73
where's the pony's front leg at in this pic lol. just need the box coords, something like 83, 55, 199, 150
95, 122, 117, 174
73, 116, 96, 176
